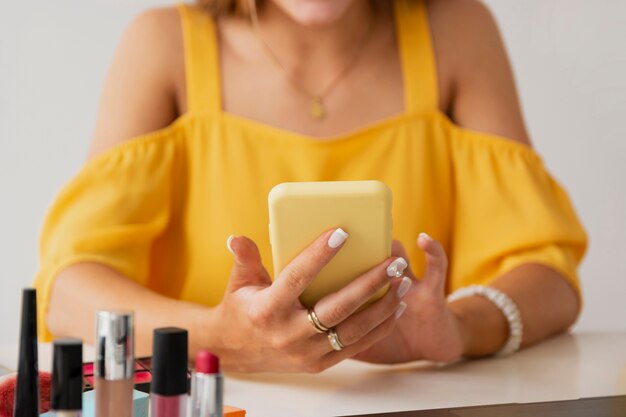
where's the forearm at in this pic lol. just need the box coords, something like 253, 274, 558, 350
47, 262, 215, 357
448, 263, 580, 357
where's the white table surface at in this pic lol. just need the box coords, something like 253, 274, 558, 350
2, 332, 625, 417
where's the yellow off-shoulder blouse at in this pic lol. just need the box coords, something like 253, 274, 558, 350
34, 0, 587, 340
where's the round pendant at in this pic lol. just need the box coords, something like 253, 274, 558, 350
310, 97, 326, 120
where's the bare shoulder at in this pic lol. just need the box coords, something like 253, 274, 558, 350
428, 0, 531, 145
129, 6, 181, 33
88, 6, 185, 158
428, 0, 504, 69
428, 0, 496, 28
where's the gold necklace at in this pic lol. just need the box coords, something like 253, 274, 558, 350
249, 3, 375, 120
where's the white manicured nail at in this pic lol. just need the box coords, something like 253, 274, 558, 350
397, 276, 412, 298
226, 235, 235, 255
419, 232, 434, 242
395, 302, 407, 319
386, 257, 408, 277
328, 228, 349, 249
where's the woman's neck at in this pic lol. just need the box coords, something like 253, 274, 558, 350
255, 1, 377, 73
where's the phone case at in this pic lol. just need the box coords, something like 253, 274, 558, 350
268, 180, 393, 308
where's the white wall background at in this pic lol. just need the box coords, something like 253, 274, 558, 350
1, 0, 625, 344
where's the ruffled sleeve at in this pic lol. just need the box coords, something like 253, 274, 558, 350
34, 127, 181, 341
447, 124, 588, 299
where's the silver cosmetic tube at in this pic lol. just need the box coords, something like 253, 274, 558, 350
95, 310, 134, 417
190, 371, 223, 417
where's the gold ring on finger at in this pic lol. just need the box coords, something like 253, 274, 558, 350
327, 328, 345, 351
307, 309, 330, 333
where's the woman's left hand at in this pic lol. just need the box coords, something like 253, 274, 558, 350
352, 234, 465, 364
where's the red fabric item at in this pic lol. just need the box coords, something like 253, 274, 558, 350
0, 371, 52, 416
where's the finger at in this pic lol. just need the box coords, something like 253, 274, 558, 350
306, 278, 408, 358
391, 240, 417, 280
332, 277, 409, 347
417, 232, 448, 292
391, 240, 408, 258
315, 305, 405, 372
226, 235, 272, 292
271, 228, 348, 309
312, 256, 409, 329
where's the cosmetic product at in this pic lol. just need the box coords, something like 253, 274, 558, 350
82, 356, 192, 393
95, 311, 134, 417
51, 339, 83, 417
223, 407, 246, 417
14, 288, 39, 417
42, 390, 149, 417
149, 327, 188, 417
190, 350, 223, 417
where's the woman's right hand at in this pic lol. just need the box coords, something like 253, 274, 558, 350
212, 229, 411, 373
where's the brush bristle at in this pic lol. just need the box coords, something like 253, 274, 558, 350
0, 371, 52, 416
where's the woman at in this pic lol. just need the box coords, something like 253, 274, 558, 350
35, 0, 587, 372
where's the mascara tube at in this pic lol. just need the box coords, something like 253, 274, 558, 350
95, 310, 134, 417
14, 288, 39, 417
51, 338, 83, 417
190, 350, 223, 417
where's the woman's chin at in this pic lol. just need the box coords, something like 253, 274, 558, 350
274, 0, 355, 27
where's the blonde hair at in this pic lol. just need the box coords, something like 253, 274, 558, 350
196, 0, 257, 16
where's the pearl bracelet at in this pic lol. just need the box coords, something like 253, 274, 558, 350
447, 285, 523, 357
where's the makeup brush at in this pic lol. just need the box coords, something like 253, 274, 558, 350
0, 371, 52, 417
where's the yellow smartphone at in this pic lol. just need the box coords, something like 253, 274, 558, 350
268, 180, 393, 308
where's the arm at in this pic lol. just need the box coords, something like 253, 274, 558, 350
356, 1, 580, 364
434, 0, 579, 356
450, 264, 579, 357
48, 232, 408, 371
47, 263, 211, 357
354, 240, 579, 363
47, 8, 189, 353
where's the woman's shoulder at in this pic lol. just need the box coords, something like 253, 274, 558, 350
427, 0, 532, 146
428, 0, 505, 68
87, 6, 186, 159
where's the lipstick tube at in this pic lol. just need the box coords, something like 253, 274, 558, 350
51, 338, 83, 417
95, 311, 134, 417
149, 327, 188, 417
190, 350, 223, 417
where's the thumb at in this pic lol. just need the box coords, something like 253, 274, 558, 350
226, 235, 272, 292
417, 232, 448, 293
